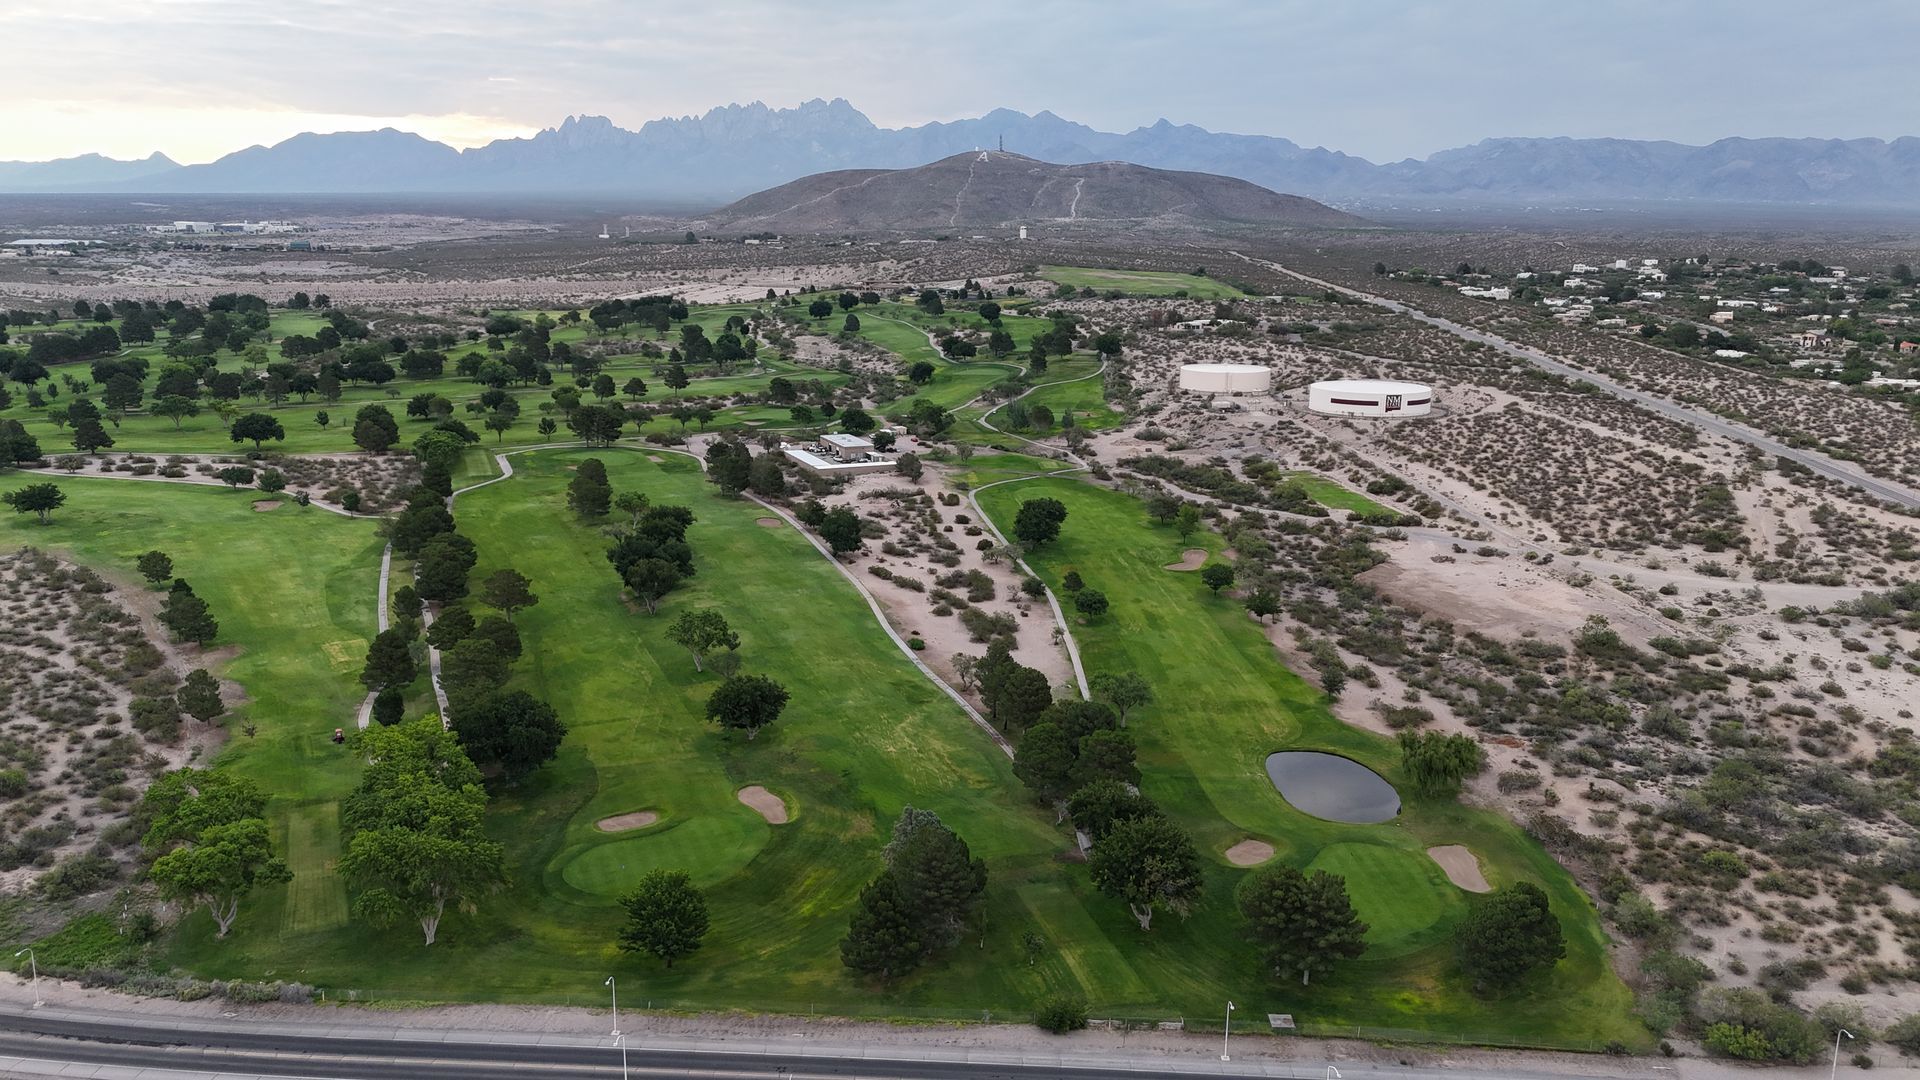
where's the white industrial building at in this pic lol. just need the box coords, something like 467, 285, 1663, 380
782, 433, 898, 478
1178, 363, 1272, 394
1307, 379, 1434, 418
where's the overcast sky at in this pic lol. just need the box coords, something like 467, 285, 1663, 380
4, 0, 1916, 165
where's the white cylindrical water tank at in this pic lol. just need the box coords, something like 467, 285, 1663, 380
1308, 379, 1434, 417
1178, 363, 1272, 394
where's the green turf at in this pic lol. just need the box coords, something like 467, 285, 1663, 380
1040, 266, 1247, 299
975, 476, 1642, 1048
1001, 357, 1124, 432
1286, 472, 1392, 515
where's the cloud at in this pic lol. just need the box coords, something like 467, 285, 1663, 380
1, 0, 1916, 163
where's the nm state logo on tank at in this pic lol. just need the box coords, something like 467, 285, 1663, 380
1384, 394, 1403, 412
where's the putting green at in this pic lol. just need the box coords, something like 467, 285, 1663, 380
1305, 842, 1460, 957
561, 814, 767, 895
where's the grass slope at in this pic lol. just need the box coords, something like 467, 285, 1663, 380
1040, 266, 1247, 300
976, 475, 1641, 1049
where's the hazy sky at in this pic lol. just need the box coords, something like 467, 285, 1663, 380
4, 0, 1916, 164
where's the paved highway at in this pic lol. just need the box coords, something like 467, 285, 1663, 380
0, 1003, 1669, 1080
1230, 253, 1920, 511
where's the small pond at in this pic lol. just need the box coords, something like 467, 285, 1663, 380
1265, 751, 1401, 824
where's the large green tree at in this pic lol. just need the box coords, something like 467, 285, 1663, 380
453, 690, 565, 781
1237, 864, 1369, 985
1455, 882, 1566, 992
839, 871, 924, 980
229, 412, 286, 450
667, 607, 740, 673
149, 819, 290, 938
705, 674, 789, 740
1398, 730, 1488, 796
1013, 497, 1068, 547
477, 568, 537, 622
3, 482, 65, 524
1088, 813, 1202, 931
618, 869, 711, 968
567, 457, 612, 517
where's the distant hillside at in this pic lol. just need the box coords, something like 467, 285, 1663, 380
706, 152, 1368, 231
0, 151, 178, 191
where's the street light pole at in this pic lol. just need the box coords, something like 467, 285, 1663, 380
13, 949, 40, 1008
604, 975, 618, 1037
1831, 1027, 1854, 1080
615, 1032, 629, 1080
1220, 1000, 1234, 1061
1327, 1067, 1343, 1080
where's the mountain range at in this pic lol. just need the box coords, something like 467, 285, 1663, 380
707, 152, 1367, 231
3, 98, 1918, 208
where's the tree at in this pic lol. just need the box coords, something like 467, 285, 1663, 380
160, 579, 218, 645
136, 549, 174, 587
1072, 729, 1139, 789
1073, 589, 1109, 621
360, 626, 418, 692
1237, 864, 1368, 985
747, 453, 786, 497
663, 363, 689, 395
1174, 504, 1201, 538
152, 395, 200, 429
619, 869, 711, 968
177, 669, 225, 726
1067, 778, 1160, 841
454, 690, 566, 781
415, 533, 477, 603
441, 638, 510, 708
884, 808, 987, 948
624, 558, 683, 614
1245, 588, 1281, 624
1397, 730, 1487, 796
1012, 722, 1079, 808
425, 605, 475, 650
839, 406, 876, 434
567, 457, 612, 517
705, 674, 788, 740
1088, 813, 1202, 930
139, 769, 284, 939
808, 299, 834, 320
1092, 330, 1123, 360
1013, 498, 1068, 547
352, 403, 400, 452
1199, 562, 1235, 593
819, 506, 864, 555
1455, 882, 1566, 992
229, 412, 285, 450
983, 662, 1052, 731
148, 818, 290, 938
840, 871, 924, 979
478, 568, 537, 622
71, 417, 114, 454
340, 792, 507, 946
667, 608, 740, 673
1089, 671, 1153, 723
705, 439, 753, 495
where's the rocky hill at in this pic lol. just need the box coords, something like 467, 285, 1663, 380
705, 151, 1367, 231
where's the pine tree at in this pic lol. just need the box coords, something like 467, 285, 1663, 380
839, 871, 925, 979
886, 810, 987, 948
1237, 864, 1368, 985
160, 579, 219, 645
567, 457, 612, 517
177, 669, 225, 725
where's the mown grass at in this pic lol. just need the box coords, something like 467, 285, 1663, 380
1040, 265, 1247, 299
1285, 472, 1392, 516
975, 476, 1643, 1048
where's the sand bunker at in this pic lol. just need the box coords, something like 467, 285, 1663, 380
755, 517, 784, 528
1225, 839, 1275, 866
1427, 845, 1491, 892
1164, 548, 1207, 571
738, 785, 789, 824
595, 810, 660, 833
251, 500, 282, 512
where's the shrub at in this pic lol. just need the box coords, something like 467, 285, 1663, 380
1033, 994, 1089, 1034
1883, 1015, 1920, 1055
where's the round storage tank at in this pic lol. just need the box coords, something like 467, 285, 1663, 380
1308, 379, 1434, 417
1178, 363, 1272, 394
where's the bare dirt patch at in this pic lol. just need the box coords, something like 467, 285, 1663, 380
1225, 839, 1275, 866
738, 785, 788, 824
1427, 845, 1491, 892
754, 517, 784, 528
596, 810, 660, 833
251, 500, 282, 512
1163, 548, 1208, 571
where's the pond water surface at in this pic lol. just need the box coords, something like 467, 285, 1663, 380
1265, 751, 1401, 824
